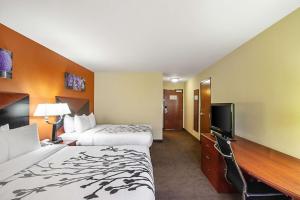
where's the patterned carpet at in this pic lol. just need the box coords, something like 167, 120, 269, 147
151, 130, 240, 200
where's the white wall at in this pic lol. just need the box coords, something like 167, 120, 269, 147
163, 81, 185, 90
94, 72, 163, 140
184, 9, 300, 158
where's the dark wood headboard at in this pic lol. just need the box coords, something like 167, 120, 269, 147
56, 96, 89, 116
0, 92, 29, 129
55, 96, 90, 134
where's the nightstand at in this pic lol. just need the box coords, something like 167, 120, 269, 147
60, 140, 77, 146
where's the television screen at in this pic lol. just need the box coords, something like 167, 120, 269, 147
211, 103, 234, 138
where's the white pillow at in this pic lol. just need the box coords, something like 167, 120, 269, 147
0, 124, 9, 132
88, 113, 96, 128
64, 115, 75, 133
0, 132, 9, 164
74, 115, 91, 133
8, 124, 41, 159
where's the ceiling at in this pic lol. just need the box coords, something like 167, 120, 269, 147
0, 1, 299, 80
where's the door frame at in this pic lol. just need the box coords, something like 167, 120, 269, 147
194, 89, 199, 132
200, 78, 211, 134
163, 89, 184, 130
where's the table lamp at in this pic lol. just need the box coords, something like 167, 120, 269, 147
34, 103, 71, 142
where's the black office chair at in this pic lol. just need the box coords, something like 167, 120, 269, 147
213, 133, 291, 200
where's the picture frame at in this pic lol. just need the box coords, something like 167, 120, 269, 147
64, 72, 86, 91
0, 48, 13, 79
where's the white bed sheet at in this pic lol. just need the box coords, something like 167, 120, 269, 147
59, 132, 82, 141
0, 145, 65, 181
0, 145, 154, 200
59, 124, 153, 147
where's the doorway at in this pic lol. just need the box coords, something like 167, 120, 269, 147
163, 89, 183, 130
200, 78, 211, 133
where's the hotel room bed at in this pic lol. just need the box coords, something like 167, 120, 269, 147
55, 96, 153, 147
0, 93, 154, 199
0, 144, 155, 200
59, 124, 153, 147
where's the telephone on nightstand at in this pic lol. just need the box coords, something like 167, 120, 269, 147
41, 139, 54, 146
41, 138, 63, 146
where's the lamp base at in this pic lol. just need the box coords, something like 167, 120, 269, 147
51, 124, 57, 142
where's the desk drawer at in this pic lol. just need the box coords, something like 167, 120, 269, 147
200, 133, 235, 193
201, 135, 218, 177
201, 135, 214, 151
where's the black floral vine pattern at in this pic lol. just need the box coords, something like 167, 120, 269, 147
96, 125, 152, 134
0, 147, 154, 200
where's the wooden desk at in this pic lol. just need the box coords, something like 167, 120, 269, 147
231, 137, 300, 200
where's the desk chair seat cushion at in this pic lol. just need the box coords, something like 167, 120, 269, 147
246, 181, 291, 200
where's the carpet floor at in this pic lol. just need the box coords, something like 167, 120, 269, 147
151, 130, 240, 200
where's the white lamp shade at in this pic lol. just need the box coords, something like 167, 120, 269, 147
34, 103, 71, 117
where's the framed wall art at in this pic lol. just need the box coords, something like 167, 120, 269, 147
64, 72, 86, 91
0, 48, 13, 79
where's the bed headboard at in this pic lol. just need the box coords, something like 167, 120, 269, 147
0, 92, 29, 129
56, 96, 89, 116
55, 96, 90, 134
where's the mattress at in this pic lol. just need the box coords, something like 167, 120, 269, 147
0, 145, 155, 200
59, 124, 153, 147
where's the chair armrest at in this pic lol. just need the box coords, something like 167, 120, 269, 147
214, 143, 232, 158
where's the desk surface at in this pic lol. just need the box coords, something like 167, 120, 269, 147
202, 133, 300, 199
232, 137, 300, 199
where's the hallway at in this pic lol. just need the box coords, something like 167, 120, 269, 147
151, 130, 239, 200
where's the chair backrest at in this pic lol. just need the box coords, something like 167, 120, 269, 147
214, 133, 246, 193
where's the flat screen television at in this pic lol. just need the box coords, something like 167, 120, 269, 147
211, 103, 235, 139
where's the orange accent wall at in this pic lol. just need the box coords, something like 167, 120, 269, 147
0, 24, 94, 139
